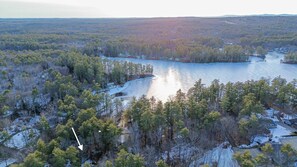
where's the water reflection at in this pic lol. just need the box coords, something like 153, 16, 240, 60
146, 67, 182, 101
109, 52, 297, 102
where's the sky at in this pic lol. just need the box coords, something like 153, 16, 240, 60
0, 0, 297, 18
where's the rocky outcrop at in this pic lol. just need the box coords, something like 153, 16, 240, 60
15, 94, 51, 111
189, 142, 240, 167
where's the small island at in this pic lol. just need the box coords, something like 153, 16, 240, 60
283, 52, 297, 64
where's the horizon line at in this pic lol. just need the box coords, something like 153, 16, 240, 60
0, 14, 296, 19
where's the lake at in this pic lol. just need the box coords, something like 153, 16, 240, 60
109, 52, 297, 102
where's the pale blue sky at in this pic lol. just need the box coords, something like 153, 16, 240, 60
0, 0, 297, 18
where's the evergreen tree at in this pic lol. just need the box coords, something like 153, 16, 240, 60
115, 149, 145, 167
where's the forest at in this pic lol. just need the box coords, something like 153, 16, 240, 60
0, 49, 154, 166
3, 65, 297, 166
1, 47, 297, 166
0, 17, 297, 167
1, 17, 297, 63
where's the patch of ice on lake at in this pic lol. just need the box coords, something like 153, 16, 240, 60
108, 82, 130, 95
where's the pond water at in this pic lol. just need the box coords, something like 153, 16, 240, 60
108, 52, 297, 102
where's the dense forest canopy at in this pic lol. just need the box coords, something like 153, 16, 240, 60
1, 17, 297, 40
1, 17, 297, 62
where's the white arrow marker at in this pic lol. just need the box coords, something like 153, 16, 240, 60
71, 127, 83, 151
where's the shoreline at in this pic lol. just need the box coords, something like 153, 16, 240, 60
281, 60, 297, 64
107, 55, 253, 64
106, 74, 154, 97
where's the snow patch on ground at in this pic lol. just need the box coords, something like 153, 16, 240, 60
253, 135, 270, 144
108, 82, 130, 95
265, 109, 279, 117
262, 109, 279, 122
270, 124, 292, 142
239, 135, 270, 149
4, 128, 39, 149
0, 158, 17, 167
239, 109, 293, 148
190, 142, 239, 167
263, 109, 292, 142
238, 110, 276, 149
